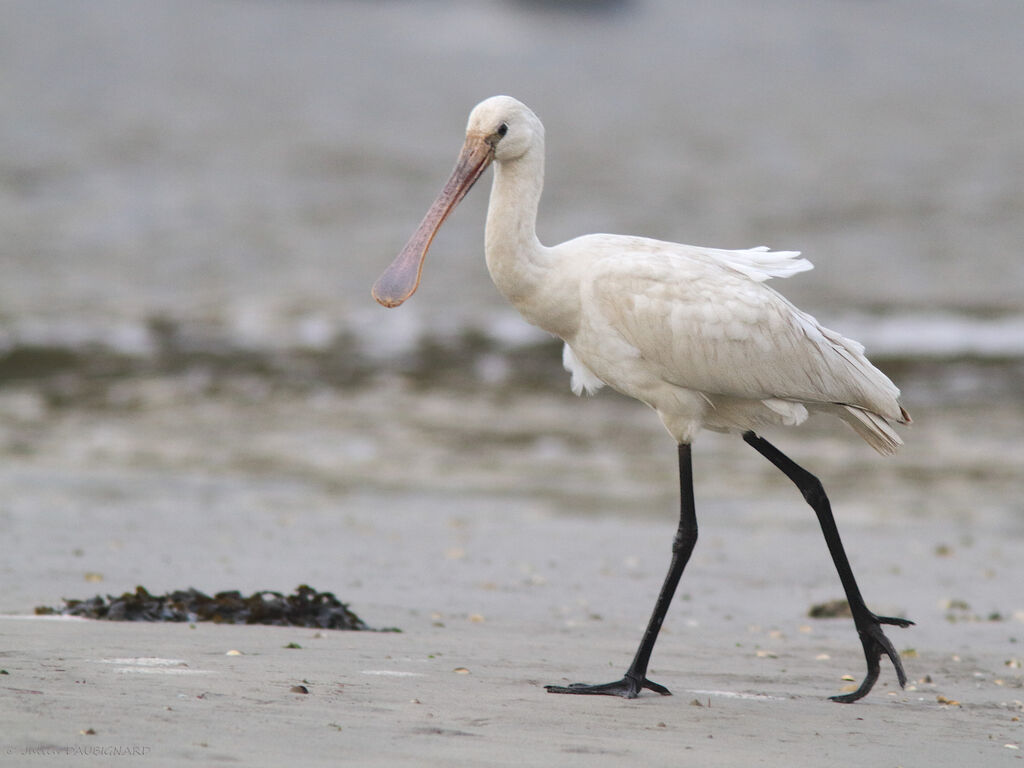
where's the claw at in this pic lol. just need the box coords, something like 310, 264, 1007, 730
545, 675, 672, 698
830, 614, 913, 703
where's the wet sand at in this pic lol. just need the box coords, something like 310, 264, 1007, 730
1, 382, 1022, 766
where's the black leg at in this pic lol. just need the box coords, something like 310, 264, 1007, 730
546, 443, 697, 698
742, 431, 913, 703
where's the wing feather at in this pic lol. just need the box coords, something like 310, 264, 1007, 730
584, 242, 902, 419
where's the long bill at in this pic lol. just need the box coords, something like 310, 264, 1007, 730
372, 133, 495, 308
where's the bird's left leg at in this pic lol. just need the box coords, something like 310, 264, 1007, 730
742, 431, 913, 703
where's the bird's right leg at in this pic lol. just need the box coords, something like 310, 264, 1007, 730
742, 431, 913, 703
545, 442, 697, 698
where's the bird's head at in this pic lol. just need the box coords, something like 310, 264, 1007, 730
466, 95, 544, 164
371, 96, 542, 308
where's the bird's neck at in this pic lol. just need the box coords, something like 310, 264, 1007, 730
484, 148, 548, 307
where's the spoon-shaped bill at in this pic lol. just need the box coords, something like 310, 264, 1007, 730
372, 134, 495, 308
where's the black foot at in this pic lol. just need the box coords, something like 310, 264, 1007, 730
545, 675, 672, 699
830, 614, 914, 704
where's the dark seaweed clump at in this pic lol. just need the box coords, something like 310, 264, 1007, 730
35, 584, 381, 630
808, 599, 853, 619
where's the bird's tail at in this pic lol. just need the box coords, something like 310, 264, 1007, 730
839, 405, 907, 456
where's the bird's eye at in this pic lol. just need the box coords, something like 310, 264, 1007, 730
497, 122, 509, 137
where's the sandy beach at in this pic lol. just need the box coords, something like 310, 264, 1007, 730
2, 384, 1022, 766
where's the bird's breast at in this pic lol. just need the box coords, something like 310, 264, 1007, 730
486, 252, 582, 341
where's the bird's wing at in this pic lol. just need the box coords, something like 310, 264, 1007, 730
583, 241, 900, 414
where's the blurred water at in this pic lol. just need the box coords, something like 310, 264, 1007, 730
1, 0, 1022, 378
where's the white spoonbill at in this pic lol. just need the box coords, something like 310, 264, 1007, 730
372, 95, 912, 702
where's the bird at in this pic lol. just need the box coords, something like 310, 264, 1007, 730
372, 95, 913, 702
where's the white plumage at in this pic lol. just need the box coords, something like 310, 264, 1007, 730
373, 95, 908, 455
556, 236, 908, 452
